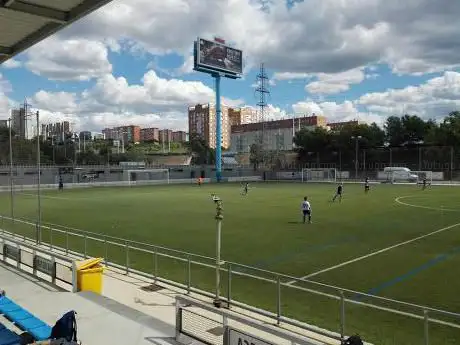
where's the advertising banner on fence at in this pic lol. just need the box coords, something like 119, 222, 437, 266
196, 37, 243, 75
227, 328, 274, 345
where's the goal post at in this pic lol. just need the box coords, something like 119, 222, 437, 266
125, 169, 170, 186
301, 168, 337, 183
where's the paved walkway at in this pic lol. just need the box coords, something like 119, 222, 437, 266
0, 261, 185, 345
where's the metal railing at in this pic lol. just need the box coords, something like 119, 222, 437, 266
0, 232, 76, 291
1, 215, 459, 344
176, 295, 320, 345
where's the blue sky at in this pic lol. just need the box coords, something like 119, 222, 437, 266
1, 0, 460, 132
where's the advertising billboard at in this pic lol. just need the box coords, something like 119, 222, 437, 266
196, 38, 243, 75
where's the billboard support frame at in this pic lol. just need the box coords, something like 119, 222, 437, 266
194, 38, 242, 182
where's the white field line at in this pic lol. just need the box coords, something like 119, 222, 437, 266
17, 190, 159, 201
18, 193, 74, 201
395, 195, 460, 212
287, 197, 460, 285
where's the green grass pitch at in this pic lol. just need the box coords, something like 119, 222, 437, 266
0, 182, 459, 344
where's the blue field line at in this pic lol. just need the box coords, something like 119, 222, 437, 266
357, 246, 460, 300
246, 235, 358, 272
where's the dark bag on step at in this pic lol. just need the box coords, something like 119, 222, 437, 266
50, 310, 77, 342
344, 335, 364, 345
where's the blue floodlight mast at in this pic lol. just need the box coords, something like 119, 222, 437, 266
193, 37, 242, 182
214, 73, 222, 182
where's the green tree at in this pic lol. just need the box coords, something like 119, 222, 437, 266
384, 116, 405, 146
249, 142, 264, 170
188, 134, 215, 165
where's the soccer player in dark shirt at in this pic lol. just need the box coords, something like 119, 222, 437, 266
365, 177, 370, 193
58, 176, 64, 191
332, 183, 343, 202
241, 182, 249, 196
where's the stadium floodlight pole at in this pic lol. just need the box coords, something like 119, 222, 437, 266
214, 73, 222, 182
351, 136, 362, 180
36, 111, 42, 244
213, 196, 223, 308
8, 118, 14, 222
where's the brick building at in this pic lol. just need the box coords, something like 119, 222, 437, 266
230, 115, 328, 153
140, 127, 159, 142
102, 125, 141, 144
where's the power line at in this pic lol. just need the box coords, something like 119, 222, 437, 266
255, 63, 271, 164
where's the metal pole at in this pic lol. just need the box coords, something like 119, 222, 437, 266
276, 275, 281, 325
389, 147, 393, 167
215, 73, 222, 182
363, 149, 366, 177
215, 218, 222, 305
214, 198, 223, 307
339, 150, 342, 179
125, 241, 129, 274
187, 255, 191, 294
340, 290, 346, 341
227, 263, 232, 307
450, 146, 454, 181
355, 138, 358, 180
8, 118, 14, 222
418, 146, 422, 171
424, 309, 429, 345
36, 111, 42, 244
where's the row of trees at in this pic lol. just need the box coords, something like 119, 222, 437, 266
292, 111, 460, 172
295, 111, 460, 156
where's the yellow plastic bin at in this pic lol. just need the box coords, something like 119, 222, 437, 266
77, 258, 104, 294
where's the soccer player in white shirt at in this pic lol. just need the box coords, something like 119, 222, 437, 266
301, 196, 312, 224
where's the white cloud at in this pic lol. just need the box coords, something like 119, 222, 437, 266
292, 100, 384, 126
2, 59, 22, 69
49, 0, 458, 77
175, 55, 195, 76
23, 70, 460, 134
305, 68, 366, 95
358, 71, 460, 120
25, 37, 112, 81
292, 72, 460, 126
29, 70, 242, 132
273, 72, 310, 81
0, 74, 12, 120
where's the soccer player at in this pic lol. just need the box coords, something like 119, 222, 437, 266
332, 183, 343, 202
197, 177, 203, 186
422, 177, 427, 190
241, 182, 249, 196
301, 196, 312, 224
58, 176, 64, 192
364, 177, 370, 193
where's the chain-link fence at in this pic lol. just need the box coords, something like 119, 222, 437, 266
269, 146, 460, 181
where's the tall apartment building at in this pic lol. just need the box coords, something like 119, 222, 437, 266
159, 129, 173, 143
79, 131, 92, 141
11, 108, 26, 139
102, 125, 141, 144
140, 127, 160, 142
229, 106, 257, 126
41, 121, 71, 142
188, 103, 249, 149
172, 131, 187, 143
